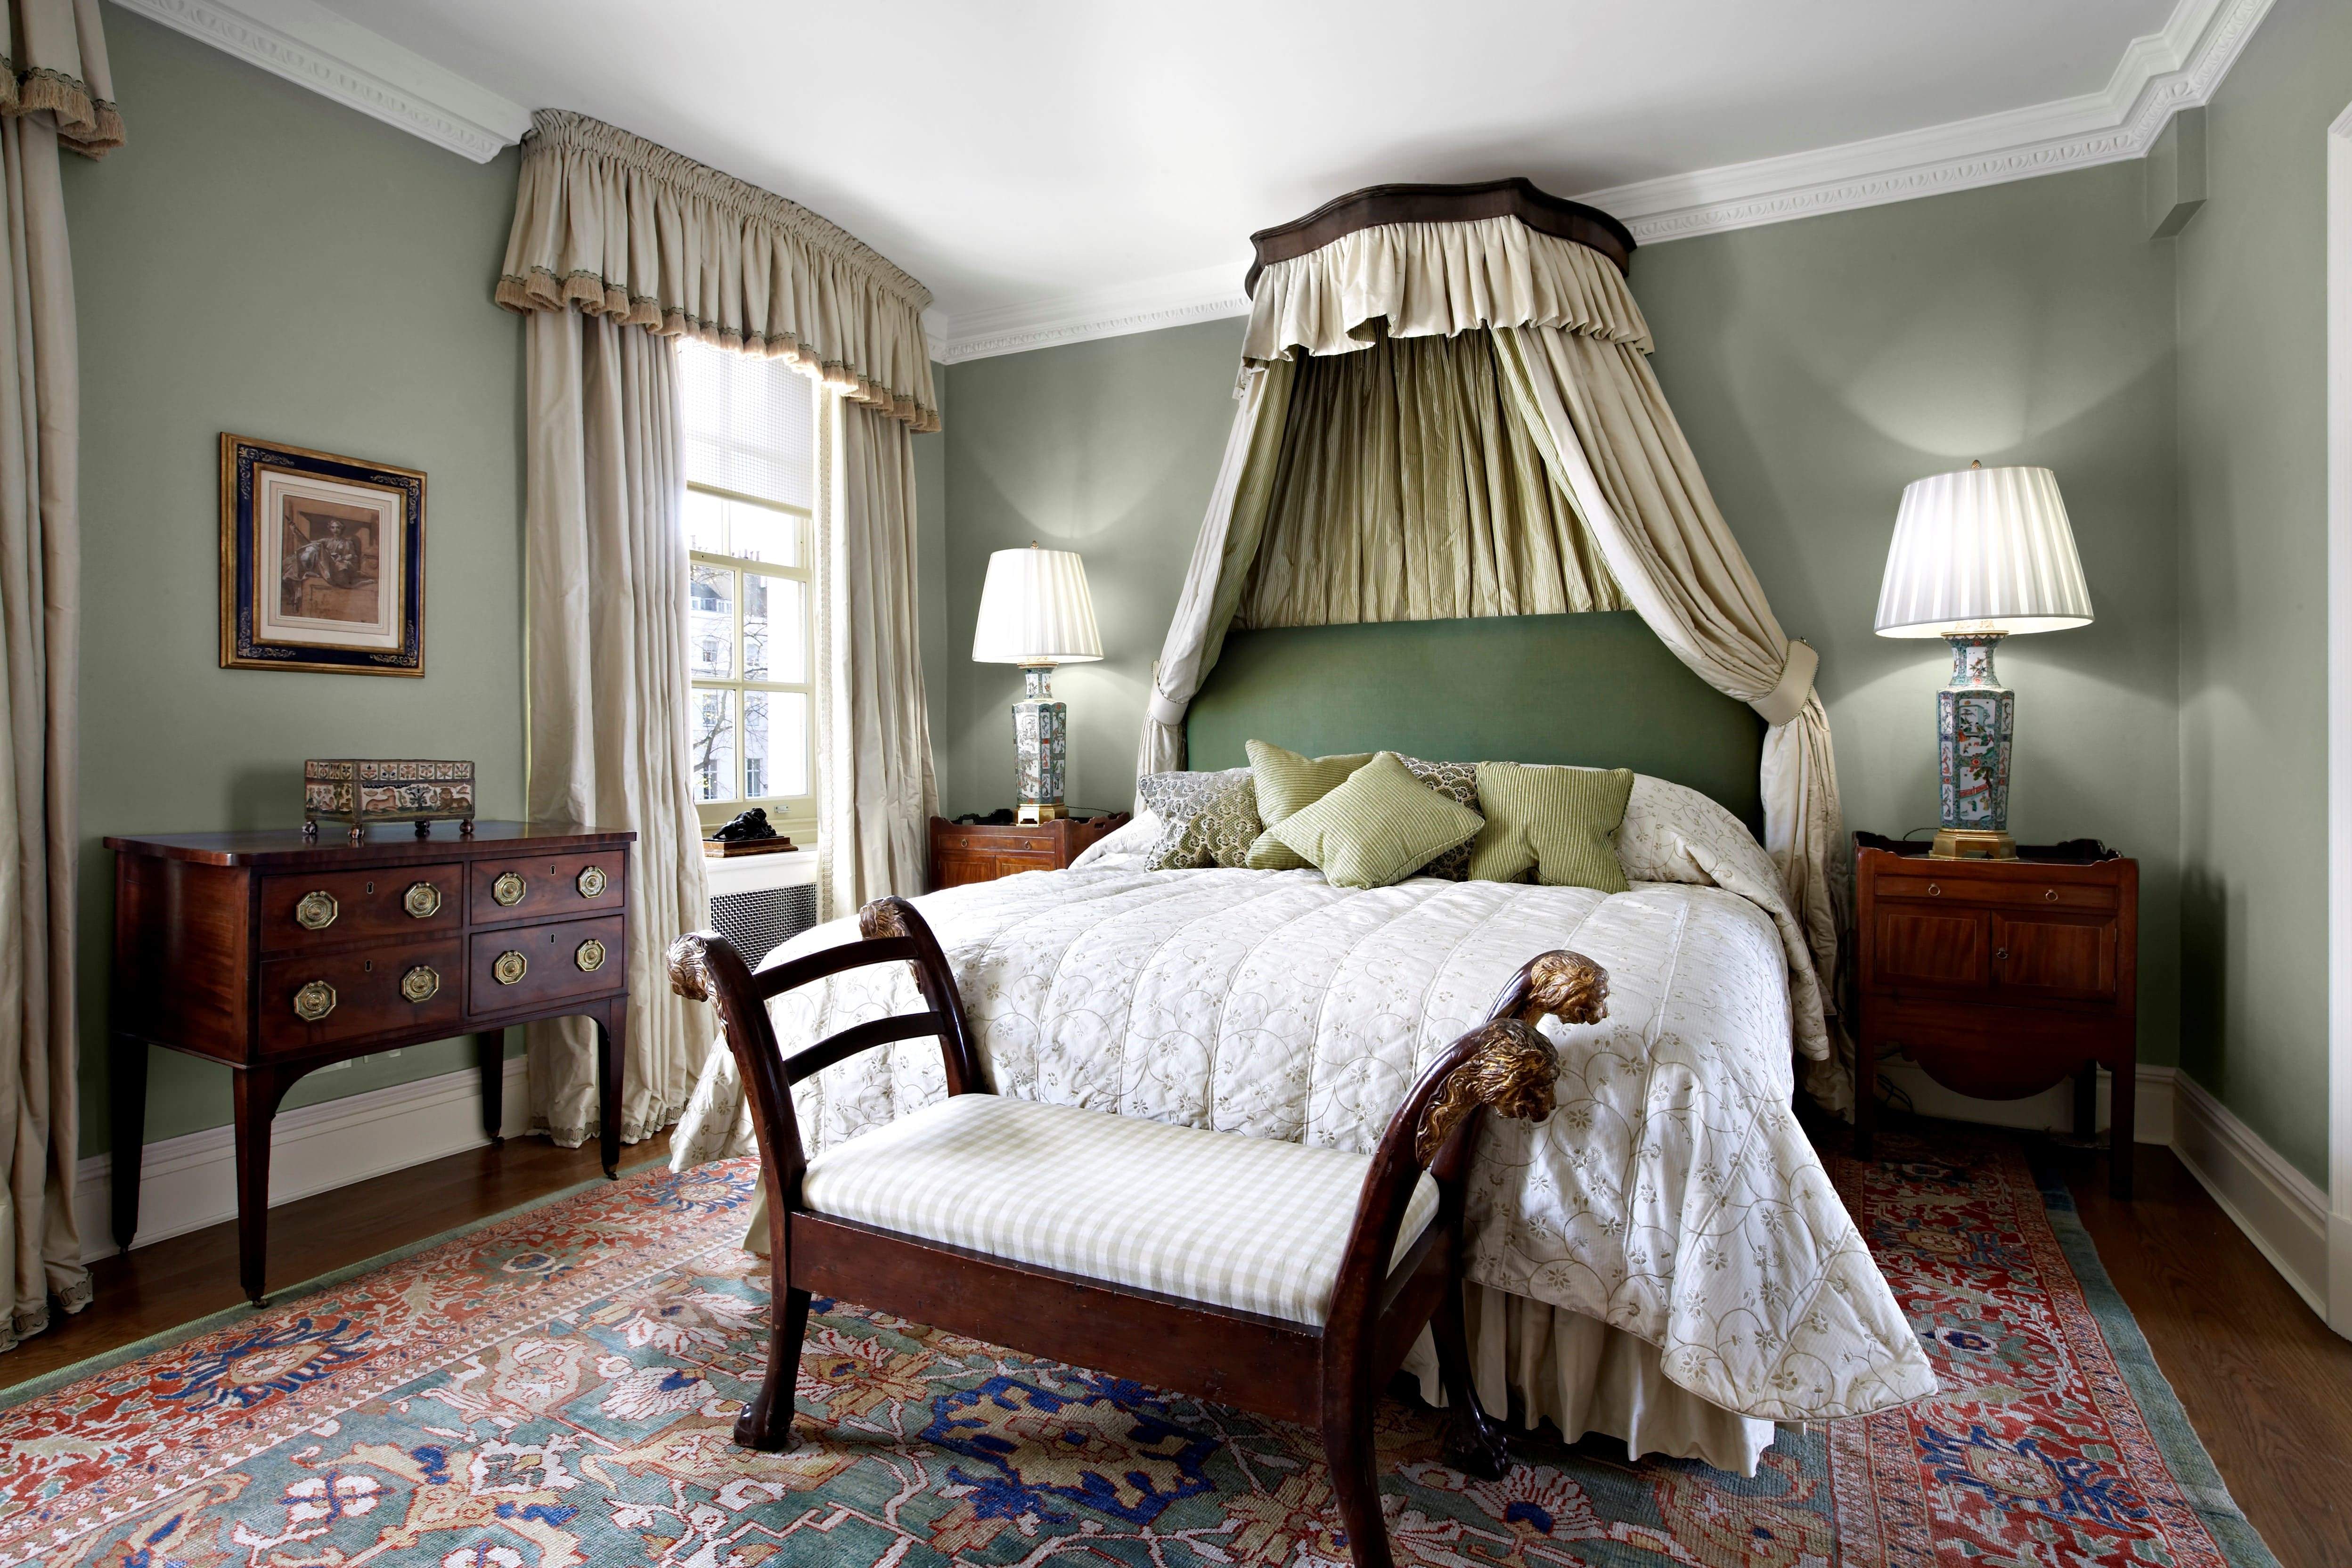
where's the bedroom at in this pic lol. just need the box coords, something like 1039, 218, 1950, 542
0, 1, 2346, 1565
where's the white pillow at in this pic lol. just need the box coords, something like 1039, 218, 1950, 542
1070, 810, 1163, 870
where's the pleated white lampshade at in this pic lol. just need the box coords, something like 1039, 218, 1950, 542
972, 546, 1104, 665
1874, 466, 2094, 638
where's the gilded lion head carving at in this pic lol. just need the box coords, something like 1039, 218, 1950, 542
1413, 1020, 1560, 1164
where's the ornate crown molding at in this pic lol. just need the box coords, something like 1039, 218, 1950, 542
935, 262, 1251, 364
115, 0, 531, 163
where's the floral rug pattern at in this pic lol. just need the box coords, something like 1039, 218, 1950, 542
0, 1129, 2277, 1567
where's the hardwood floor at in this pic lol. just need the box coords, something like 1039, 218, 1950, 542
3, 1129, 2344, 1568
0, 1129, 672, 1389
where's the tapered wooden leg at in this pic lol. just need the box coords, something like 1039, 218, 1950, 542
231, 1068, 292, 1307
2108, 1054, 2135, 1200
597, 1005, 625, 1179
476, 1031, 506, 1147
2073, 1064, 2098, 1139
1431, 1282, 1509, 1480
1319, 1382, 1394, 1568
734, 1279, 810, 1452
109, 1034, 148, 1254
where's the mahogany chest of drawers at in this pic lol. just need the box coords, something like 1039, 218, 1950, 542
928, 812, 1130, 890
1853, 833, 2139, 1196
106, 820, 636, 1302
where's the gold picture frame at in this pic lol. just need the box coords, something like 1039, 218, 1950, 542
220, 433, 426, 676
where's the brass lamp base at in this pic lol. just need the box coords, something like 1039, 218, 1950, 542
1929, 827, 2017, 861
1016, 802, 1070, 824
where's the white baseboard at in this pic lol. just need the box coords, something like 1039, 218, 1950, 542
75, 1055, 530, 1265
1877, 1059, 2177, 1145
2167, 1070, 2330, 1316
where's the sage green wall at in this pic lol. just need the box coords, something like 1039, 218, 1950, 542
1632, 158, 2183, 1070
66, 11, 527, 1156
2174, 0, 2352, 1184
931, 167, 2183, 1070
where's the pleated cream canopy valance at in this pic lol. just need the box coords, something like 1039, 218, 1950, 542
3, 0, 123, 157
496, 110, 938, 432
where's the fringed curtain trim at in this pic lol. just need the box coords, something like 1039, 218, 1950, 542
497, 110, 938, 432
1242, 216, 1650, 365
1, 0, 123, 158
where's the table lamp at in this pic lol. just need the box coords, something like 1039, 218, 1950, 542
1874, 462, 2093, 860
973, 544, 1103, 822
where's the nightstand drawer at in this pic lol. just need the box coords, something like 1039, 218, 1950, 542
1876, 866, 2117, 913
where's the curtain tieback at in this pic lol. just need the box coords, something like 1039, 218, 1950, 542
1147, 688, 1187, 727
1750, 640, 1818, 728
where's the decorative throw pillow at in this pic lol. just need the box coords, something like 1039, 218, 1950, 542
1396, 755, 1480, 880
1467, 761, 1635, 892
1243, 740, 1375, 870
1269, 752, 1486, 890
1135, 768, 1262, 869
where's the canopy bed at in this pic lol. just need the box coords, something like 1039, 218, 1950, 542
670, 180, 1929, 1474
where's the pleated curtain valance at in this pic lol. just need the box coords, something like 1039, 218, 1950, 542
496, 110, 938, 432
1241, 216, 1652, 364
3, 0, 122, 158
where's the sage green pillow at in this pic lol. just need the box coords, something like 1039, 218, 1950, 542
1468, 761, 1634, 892
1269, 751, 1486, 890
1243, 739, 1375, 870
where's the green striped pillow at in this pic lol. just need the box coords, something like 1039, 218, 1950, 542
1467, 762, 1634, 892
1269, 751, 1486, 890
1243, 740, 1375, 870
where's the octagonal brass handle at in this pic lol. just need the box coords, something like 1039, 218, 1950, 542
400, 964, 440, 1003
294, 890, 339, 931
493, 949, 528, 986
575, 938, 607, 972
576, 865, 607, 898
293, 980, 336, 1021
492, 872, 526, 907
403, 881, 442, 919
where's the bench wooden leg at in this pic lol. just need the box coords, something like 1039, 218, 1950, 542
1319, 1381, 1393, 1568
1432, 1283, 1510, 1480
735, 1281, 810, 1452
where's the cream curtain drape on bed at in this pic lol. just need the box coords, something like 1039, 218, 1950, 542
1, 0, 123, 1355
813, 393, 938, 920
522, 311, 714, 1144
1139, 218, 1846, 1088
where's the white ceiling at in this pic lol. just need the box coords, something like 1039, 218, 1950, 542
196, 0, 2258, 353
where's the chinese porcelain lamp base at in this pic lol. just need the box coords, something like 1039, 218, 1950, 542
1012, 663, 1069, 825
1929, 631, 2019, 860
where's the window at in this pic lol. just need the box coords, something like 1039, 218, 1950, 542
678, 339, 817, 839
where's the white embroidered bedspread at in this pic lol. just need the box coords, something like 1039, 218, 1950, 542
668, 867, 1935, 1421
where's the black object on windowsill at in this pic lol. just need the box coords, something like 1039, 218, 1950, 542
1856, 830, 2116, 864
711, 807, 781, 842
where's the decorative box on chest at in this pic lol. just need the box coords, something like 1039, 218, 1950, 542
105, 821, 635, 1304
304, 758, 477, 842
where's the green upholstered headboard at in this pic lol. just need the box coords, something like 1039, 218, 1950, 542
1184, 612, 1765, 833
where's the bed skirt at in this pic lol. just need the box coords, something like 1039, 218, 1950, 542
739, 1199, 1775, 1475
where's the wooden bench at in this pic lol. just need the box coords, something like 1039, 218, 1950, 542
667, 896, 1609, 1568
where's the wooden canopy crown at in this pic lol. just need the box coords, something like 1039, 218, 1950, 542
1243, 176, 1637, 296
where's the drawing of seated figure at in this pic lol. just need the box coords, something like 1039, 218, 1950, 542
280, 511, 380, 621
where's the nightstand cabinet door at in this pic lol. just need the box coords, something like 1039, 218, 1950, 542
928, 815, 1131, 891
1992, 912, 2117, 1001
1870, 906, 1989, 991
932, 847, 1003, 889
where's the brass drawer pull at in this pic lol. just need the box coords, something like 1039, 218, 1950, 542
403, 881, 443, 918
294, 890, 339, 930
575, 938, 607, 972
1926, 883, 1941, 897
576, 865, 607, 898
493, 949, 528, 986
400, 964, 441, 1003
293, 980, 336, 1021
1995, 948, 2009, 961
492, 872, 526, 907
2044, 889, 2058, 901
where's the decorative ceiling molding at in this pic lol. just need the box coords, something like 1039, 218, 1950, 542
1581, 0, 2271, 243
114, 0, 531, 163
935, 262, 1252, 365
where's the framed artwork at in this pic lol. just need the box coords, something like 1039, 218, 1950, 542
219, 433, 425, 676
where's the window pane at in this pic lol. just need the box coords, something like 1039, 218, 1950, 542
683, 488, 728, 555
678, 338, 814, 510
741, 571, 806, 683
727, 499, 800, 566
746, 690, 808, 800
688, 564, 735, 678
690, 688, 737, 804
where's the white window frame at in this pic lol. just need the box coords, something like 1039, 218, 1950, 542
688, 481, 817, 841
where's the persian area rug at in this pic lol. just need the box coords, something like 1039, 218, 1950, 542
0, 1128, 2278, 1568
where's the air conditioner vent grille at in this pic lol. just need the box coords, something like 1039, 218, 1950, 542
710, 882, 818, 967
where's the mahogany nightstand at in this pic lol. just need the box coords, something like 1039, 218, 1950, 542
928, 813, 1130, 890
1854, 832, 2139, 1197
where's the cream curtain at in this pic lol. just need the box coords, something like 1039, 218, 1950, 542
812, 394, 938, 920
523, 310, 714, 1145
1, 4, 122, 1354
1236, 329, 1620, 630
498, 110, 936, 433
